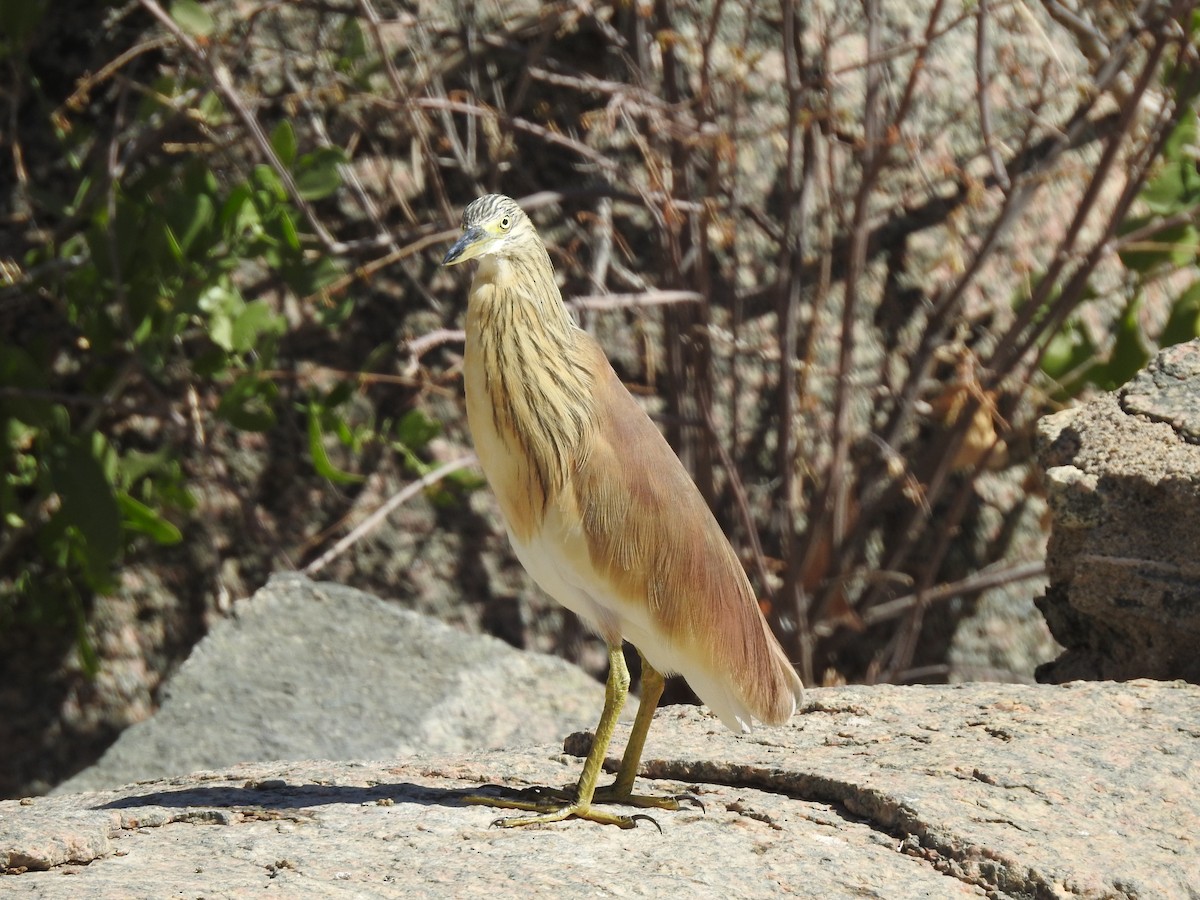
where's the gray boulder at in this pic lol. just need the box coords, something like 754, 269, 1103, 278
54, 573, 630, 794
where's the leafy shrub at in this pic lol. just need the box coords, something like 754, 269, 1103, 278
0, 7, 394, 664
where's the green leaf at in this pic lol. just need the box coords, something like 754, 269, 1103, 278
1142, 167, 1189, 216
271, 120, 297, 168
49, 438, 122, 580
171, 0, 214, 37
230, 299, 286, 352
217, 375, 278, 431
116, 448, 170, 487
276, 208, 301, 252
295, 169, 341, 201
1118, 216, 1158, 274
337, 18, 367, 69
306, 403, 364, 484
220, 184, 255, 235
334, 417, 357, 448
183, 161, 219, 197
117, 492, 183, 545
1041, 319, 1095, 384
1107, 319, 1149, 386
1161, 281, 1200, 347
1141, 115, 1200, 215
1119, 217, 1199, 273
295, 154, 343, 200
253, 165, 287, 201
196, 90, 225, 122
92, 430, 119, 485
166, 191, 215, 256
132, 313, 156, 346
1169, 224, 1198, 267
198, 283, 245, 351
395, 408, 440, 450
163, 221, 185, 264
445, 468, 486, 491
1088, 298, 1149, 391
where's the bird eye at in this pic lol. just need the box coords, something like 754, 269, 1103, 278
499, 216, 512, 230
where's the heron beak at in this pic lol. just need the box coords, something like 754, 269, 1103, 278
442, 225, 486, 266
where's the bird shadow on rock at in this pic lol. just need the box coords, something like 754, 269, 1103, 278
92, 780, 481, 813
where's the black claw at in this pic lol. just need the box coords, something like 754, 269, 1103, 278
630, 813, 663, 834
675, 792, 706, 813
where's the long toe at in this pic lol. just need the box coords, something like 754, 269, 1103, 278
490, 803, 654, 830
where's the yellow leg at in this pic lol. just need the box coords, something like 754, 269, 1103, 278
468, 644, 650, 828
605, 651, 662, 795
467, 647, 701, 827
593, 652, 703, 813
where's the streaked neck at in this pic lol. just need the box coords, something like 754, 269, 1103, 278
467, 252, 594, 508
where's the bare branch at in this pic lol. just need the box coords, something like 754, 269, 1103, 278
975, 0, 1011, 190
862, 561, 1047, 628
569, 290, 703, 311
304, 456, 478, 576
402, 329, 466, 374
414, 96, 619, 174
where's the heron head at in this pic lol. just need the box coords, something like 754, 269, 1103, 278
442, 194, 538, 266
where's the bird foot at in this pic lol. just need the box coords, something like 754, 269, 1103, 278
465, 785, 658, 830
465, 781, 702, 829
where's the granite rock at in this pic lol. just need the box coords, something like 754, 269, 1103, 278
5, 681, 1198, 898
1036, 340, 1200, 683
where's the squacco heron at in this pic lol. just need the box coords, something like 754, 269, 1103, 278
443, 194, 803, 829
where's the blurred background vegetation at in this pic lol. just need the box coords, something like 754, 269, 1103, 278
2, 0, 1199, 796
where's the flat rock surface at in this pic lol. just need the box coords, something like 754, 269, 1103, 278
6, 681, 1197, 898
55, 573, 632, 795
